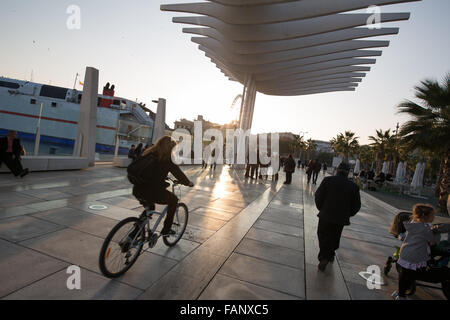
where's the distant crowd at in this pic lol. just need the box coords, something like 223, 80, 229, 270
128, 143, 152, 162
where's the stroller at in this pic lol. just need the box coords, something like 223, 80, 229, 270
384, 211, 450, 299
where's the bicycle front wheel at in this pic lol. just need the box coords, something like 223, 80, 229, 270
99, 217, 145, 278
163, 203, 188, 247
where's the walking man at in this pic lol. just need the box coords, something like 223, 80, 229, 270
306, 160, 314, 184
314, 162, 361, 271
312, 159, 321, 184
283, 154, 296, 184
0, 130, 29, 178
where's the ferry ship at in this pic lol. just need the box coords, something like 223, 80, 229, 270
0, 76, 158, 156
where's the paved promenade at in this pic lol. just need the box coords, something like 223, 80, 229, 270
0, 165, 447, 300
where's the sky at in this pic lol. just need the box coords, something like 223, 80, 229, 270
0, 0, 449, 144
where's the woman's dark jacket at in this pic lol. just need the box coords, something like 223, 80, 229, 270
314, 172, 361, 226
284, 157, 296, 173
134, 152, 190, 190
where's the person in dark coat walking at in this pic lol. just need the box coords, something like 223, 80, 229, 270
128, 145, 136, 159
312, 159, 321, 184
322, 163, 328, 175
0, 131, 29, 177
134, 143, 144, 159
283, 154, 296, 184
314, 162, 361, 271
306, 160, 314, 184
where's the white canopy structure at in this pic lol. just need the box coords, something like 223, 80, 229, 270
161, 0, 420, 130
354, 159, 361, 175
395, 161, 407, 184
381, 161, 389, 174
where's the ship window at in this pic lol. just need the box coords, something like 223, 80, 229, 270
40, 85, 68, 100
51, 102, 57, 107
113, 100, 120, 106
30, 99, 36, 105
77, 94, 82, 104
98, 97, 102, 106
0, 80, 20, 89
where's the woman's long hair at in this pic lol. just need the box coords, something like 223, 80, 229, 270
142, 136, 176, 162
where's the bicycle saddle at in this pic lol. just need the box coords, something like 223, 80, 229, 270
135, 197, 155, 210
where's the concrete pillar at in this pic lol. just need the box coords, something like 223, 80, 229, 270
152, 98, 166, 144
73, 67, 99, 166
247, 86, 257, 129
239, 77, 256, 132
238, 75, 250, 129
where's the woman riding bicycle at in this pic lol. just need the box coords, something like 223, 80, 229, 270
131, 136, 194, 237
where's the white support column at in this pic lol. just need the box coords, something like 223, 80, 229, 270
73, 67, 99, 166
240, 76, 256, 132
247, 86, 257, 129
152, 98, 167, 144
238, 74, 250, 129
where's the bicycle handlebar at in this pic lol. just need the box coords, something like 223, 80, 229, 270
166, 177, 194, 187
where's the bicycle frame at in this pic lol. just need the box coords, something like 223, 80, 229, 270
129, 180, 182, 248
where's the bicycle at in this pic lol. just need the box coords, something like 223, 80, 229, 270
98, 177, 189, 278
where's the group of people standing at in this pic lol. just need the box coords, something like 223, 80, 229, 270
128, 143, 151, 162
244, 153, 281, 181
244, 155, 330, 186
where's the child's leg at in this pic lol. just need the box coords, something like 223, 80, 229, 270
398, 267, 415, 297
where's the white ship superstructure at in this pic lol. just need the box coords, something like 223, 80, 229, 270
0, 76, 155, 155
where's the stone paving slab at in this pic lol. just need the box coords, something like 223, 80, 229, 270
253, 219, 303, 237
218, 253, 305, 299
235, 238, 304, 269
0, 205, 41, 220
19, 228, 105, 274
190, 206, 237, 221
187, 212, 228, 231
0, 215, 65, 242
0, 192, 42, 208
199, 274, 301, 300
137, 270, 209, 300
111, 252, 177, 290
182, 224, 216, 244
245, 227, 303, 251
342, 229, 400, 248
259, 211, 303, 227
0, 239, 68, 298
100, 196, 142, 210
18, 189, 73, 201
147, 238, 200, 261
3, 267, 142, 300
68, 201, 139, 221
31, 207, 119, 239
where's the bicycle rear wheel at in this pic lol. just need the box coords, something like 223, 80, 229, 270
99, 217, 145, 278
163, 203, 188, 247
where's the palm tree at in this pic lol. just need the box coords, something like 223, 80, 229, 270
369, 129, 396, 174
358, 144, 376, 170
289, 134, 306, 158
330, 131, 359, 162
397, 73, 450, 214
305, 138, 317, 161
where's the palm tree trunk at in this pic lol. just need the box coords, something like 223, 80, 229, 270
437, 148, 450, 215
